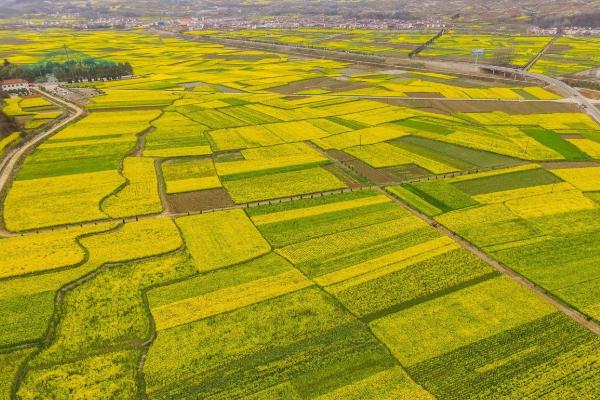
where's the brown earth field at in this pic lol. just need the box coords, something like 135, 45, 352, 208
270, 76, 370, 94
541, 160, 600, 169
326, 149, 429, 184
166, 188, 234, 213
579, 88, 600, 100
322, 163, 366, 188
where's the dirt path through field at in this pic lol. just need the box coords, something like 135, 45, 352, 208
0, 88, 84, 219
524, 34, 561, 71
380, 187, 600, 336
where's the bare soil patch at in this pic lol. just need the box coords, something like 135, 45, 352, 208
270, 77, 369, 95
166, 188, 233, 213
0, 38, 31, 45
542, 161, 600, 169
214, 151, 244, 162
327, 149, 429, 185
322, 163, 365, 188
579, 88, 600, 100
560, 133, 585, 139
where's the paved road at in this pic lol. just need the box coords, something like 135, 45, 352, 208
0, 88, 84, 195
486, 65, 600, 125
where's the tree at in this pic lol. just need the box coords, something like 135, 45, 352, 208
491, 47, 516, 67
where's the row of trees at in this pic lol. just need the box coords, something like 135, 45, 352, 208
0, 93, 18, 138
1, 59, 133, 83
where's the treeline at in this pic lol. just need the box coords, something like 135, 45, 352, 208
0, 99, 18, 138
1, 59, 133, 83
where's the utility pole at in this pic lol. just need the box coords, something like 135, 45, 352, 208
63, 44, 71, 62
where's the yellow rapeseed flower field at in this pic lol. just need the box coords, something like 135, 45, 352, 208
550, 166, 600, 192
4, 171, 125, 231
251, 194, 390, 225
176, 209, 271, 271
102, 157, 163, 217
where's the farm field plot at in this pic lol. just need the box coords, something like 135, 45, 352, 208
3, 109, 161, 231
531, 36, 600, 76
392, 164, 600, 321
1, 95, 62, 138
161, 158, 221, 193
209, 29, 558, 71
418, 33, 553, 67
244, 190, 600, 398
1, 27, 600, 400
209, 28, 437, 58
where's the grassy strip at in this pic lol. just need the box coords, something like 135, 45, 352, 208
521, 126, 589, 160
387, 185, 443, 217
218, 160, 328, 182
452, 168, 562, 196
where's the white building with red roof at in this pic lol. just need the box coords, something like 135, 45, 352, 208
1, 79, 30, 93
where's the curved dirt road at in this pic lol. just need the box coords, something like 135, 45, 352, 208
0, 88, 84, 194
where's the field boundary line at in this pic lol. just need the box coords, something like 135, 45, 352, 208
12, 241, 189, 398
380, 186, 600, 336
273, 248, 430, 392
408, 28, 446, 58
0, 88, 85, 233
524, 33, 561, 72
360, 272, 499, 323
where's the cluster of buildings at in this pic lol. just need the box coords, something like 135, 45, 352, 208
153, 15, 448, 31
1, 13, 598, 37
4, 16, 142, 30
2, 14, 448, 32
529, 26, 600, 36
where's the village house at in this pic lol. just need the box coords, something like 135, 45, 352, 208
1, 79, 31, 94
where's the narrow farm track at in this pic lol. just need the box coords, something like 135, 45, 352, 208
524, 33, 560, 72
0, 161, 529, 238
306, 142, 600, 336
0, 88, 84, 195
380, 187, 600, 336
2, 155, 597, 239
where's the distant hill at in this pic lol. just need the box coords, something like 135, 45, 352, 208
1, 0, 600, 28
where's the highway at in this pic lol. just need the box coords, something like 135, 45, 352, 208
484, 65, 600, 125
